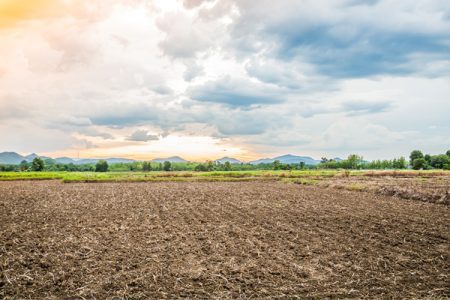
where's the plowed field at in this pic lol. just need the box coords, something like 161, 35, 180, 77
1, 181, 449, 299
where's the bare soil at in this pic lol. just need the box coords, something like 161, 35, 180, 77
321, 175, 450, 205
1, 181, 449, 299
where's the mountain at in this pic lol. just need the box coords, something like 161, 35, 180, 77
1, 151, 321, 166
103, 158, 135, 164
25, 153, 39, 161
215, 157, 241, 164
0, 152, 25, 164
151, 156, 188, 163
74, 158, 135, 165
0, 152, 55, 164
25, 153, 51, 162
249, 158, 275, 165
74, 159, 98, 165
0, 152, 137, 165
273, 154, 320, 165
55, 157, 76, 164
249, 154, 320, 165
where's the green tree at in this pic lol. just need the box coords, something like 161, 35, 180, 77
163, 161, 171, 171
409, 150, 423, 165
347, 154, 363, 169
446, 150, 450, 157
412, 158, 426, 170
142, 161, 152, 172
273, 160, 281, 170
394, 157, 407, 169
95, 160, 109, 172
20, 160, 29, 171
430, 154, 450, 169
31, 157, 44, 171
195, 164, 207, 172
206, 160, 214, 171
224, 161, 231, 171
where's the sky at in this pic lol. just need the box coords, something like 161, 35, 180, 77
0, 0, 449, 161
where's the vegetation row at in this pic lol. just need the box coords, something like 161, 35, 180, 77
1, 150, 449, 173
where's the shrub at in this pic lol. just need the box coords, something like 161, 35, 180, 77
95, 160, 109, 172
163, 161, 172, 171
31, 157, 44, 171
430, 154, 450, 169
412, 158, 427, 170
409, 150, 424, 166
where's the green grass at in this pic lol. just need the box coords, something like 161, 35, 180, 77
1, 169, 449, 183
0, 170, 332, 182
0, 172, 66, 180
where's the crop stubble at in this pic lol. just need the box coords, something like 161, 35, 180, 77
0, 181, 449, 299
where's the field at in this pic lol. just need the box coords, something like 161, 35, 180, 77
1, 170, 449, 205
0, 170, 342, 182
1, 176, 449, 298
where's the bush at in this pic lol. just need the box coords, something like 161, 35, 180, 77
163, 161, 171, 171
142, 161, 152, 172
31, 157, 44, 171
409, 150, 424, 165
430, 154, 450, 169
95, 160, 109, 172
412, 158, 427, 170
194, 164, 207, 172
20, 160, 29, 171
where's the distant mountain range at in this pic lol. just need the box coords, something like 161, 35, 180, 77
0, 152, 135, 165
0, 152, 26, 165
151, 156, 188, 163
249, 154, 320, 165
0, 152, 328, 166
215, 157, 242, 164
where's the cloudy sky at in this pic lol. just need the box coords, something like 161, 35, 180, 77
0, 0, 449, 161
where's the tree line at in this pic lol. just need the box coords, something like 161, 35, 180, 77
1, 150, 449, 172
408, 150, 450, 170
319, 150, 450, 170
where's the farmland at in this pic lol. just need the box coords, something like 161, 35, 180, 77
0, 170, 449, 205
0, 170, 343, 182
1, 175, 449, 298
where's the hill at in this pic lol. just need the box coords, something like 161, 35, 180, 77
0, 152, 25, 164
215, 157, 241, 164
249, 154, 320, 165
151, 156, 188, 163
0, 152, 136, 165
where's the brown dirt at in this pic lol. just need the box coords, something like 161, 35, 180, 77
1, 181, 449, 299
321, 175, 450, 205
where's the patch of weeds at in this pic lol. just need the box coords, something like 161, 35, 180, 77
283, 178, 320, 185
344, 183, 367, 191
416, 177, 429, 182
